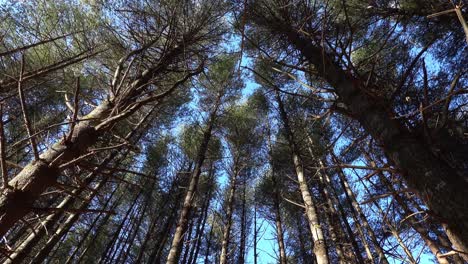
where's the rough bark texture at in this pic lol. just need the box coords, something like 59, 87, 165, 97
0, 102, 111, 238
251, 9, 468, 258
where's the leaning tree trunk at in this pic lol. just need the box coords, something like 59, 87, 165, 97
363, 152, 463, 264
305, 135, 347, 263
322, 170, 365, 263
30, 175, 111, 264
274, 89, 329, 264
265, 20, 468, 257
332, 156, 389, 264
0, 40, 198, 239
166, 94, 221, 264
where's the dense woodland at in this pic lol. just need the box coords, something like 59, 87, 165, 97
0, 0, 467, 263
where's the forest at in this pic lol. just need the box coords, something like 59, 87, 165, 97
0, 0, 467, 263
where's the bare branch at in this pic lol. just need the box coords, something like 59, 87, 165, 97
17, 55, 39, 160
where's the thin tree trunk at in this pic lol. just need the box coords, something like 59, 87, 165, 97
30, 177, 110, 264
204, 214, 215, 264
76, 191, 125, 263
365, 153, 461, 264
332, 155, 389, 264
253, 199, 258, 264
166, 94, 221, 264
274, 187, 287, 264
295, 214, 310, 264
119, 194, 150, 263
98, 190, 142, 264
188, 166, 214, 264
181, 217, 196, 264
274, 89, 329, 264
321, 171, 365, 263
219, 165, 239, 264
65, 186, 122, 264
238, 179, 247, 264
305, 135, 346, 263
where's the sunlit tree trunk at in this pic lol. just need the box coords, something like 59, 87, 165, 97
274, 89, 329, 264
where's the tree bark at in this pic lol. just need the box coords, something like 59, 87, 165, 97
269, 20, 468, 258
273, 186, 287, 264
274, 89, 329, 264
322, 171, 365, 263
219, 165, 239, 264
332, 155, 389, 264
238, 179, 247, 264
246, 4, 468, 255
30, 176, 111, 264
364, 152, 463, 264
166, 93, 221, 264
0, 102, 112, 238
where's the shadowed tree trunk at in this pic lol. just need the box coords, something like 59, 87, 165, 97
242, 1, 468, 256
166, 93, 222, 264
238, 178, 247, 264
219, 163, 239, 264
331, 155, 388, 264
322, 170, 365, 263
273, 182, 287, 264
250, 11, 468, 256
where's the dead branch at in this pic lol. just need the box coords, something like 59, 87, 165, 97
17, 55, 39, 160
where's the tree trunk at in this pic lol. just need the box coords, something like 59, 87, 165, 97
76, 191, 125, 263
188, 166, 214, 264
30, 176, 111, 264
98, 189, 142, 264
253, 199, 258, 264
166, 94, 221, 264
274, 89, 329, 264
271, 21, 468, 258
181, 217, 195, 264
238, 179, 247, 264
204, 215, 215, 264
305, 135, 346, 263
273, 187, 287, 264
119, 193, 150, 263
219, 166, 239, 264
0, 102, 112, 238
322, 171, 365, 263
295, 214, 310, 264
364, 152, 462, 264
332, 155, 389, 264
